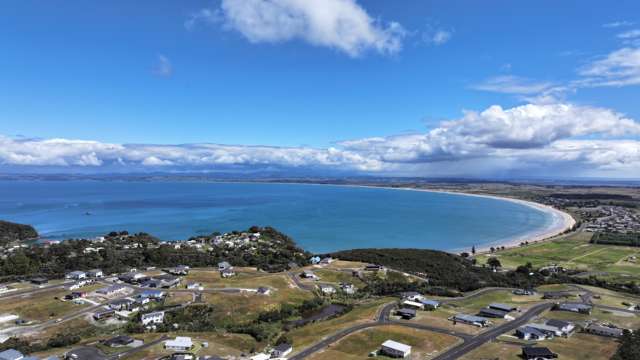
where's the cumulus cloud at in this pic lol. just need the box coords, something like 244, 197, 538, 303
2, 103, 638, 177
188, 0, 406, 57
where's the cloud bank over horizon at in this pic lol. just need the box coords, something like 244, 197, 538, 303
2, 102, 639, 178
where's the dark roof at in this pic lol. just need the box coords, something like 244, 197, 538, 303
273, 343, 293, 352
397, 308, 417, 316
546, 319, 571, 328
65, 346, 108, 360
517, 326, 546, 339
478, 308, 509, 317
522, 347, 557, 357
103, 335, 134, 347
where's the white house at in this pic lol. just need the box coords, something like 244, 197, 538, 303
66, 271, 87, 280
141, 311, 164, 326
164, 336, 193, 351
218, 261, 232, 271
301, 270, 318, 280
402, 300, 425, 310
318, 284, 336, 295
381, 340, 411, 358
87, 269, 104, 278
249, 353, 270, 360
271, 343, 293, 358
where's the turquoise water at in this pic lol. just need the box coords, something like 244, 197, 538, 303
0, 181, 554, 253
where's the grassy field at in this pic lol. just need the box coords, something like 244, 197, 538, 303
184, 270, 291, 289
461, 333, 620, 360
288, 297, 393, 351
125, 332, 255, 360
312, 268, 366, 288
307, 325, 461, 360
476, 230, 640, 282
0, 288, 91, 322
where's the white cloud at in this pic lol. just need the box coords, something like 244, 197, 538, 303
577, 47, 640, 87
185, 8, 221, 30
422, 27, 453, 46
617, 29, 640, 39
603, 21, 634, 28
153, 55, 172, 77
1, 103, 639, 177
189, 0, 406, 57
471, 76, 556, 95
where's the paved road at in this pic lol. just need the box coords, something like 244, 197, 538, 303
287, 272, 316, 292
0, 281, 71, 300
432, 302, 553, 360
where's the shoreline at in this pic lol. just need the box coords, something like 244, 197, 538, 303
353, 185, 576, 254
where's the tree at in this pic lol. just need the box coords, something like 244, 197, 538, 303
613, 329, 640, 360
487, 257, 501, 269
471, 246, 476, 255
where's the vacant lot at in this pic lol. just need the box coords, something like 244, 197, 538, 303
0, 288, 91, 322
307, 325, 460, 360
461, 333, 620, 360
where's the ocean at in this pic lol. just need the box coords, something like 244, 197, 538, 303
0, 180, 555, 253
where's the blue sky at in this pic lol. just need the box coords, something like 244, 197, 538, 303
1, 0, 639, 177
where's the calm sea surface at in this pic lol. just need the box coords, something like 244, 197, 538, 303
0, 181, 553, 253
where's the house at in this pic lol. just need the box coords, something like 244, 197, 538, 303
87, 269, 103, 278
309, 256, 321, 264
66, 271, 87, 280
516, 326, 550, 341
141, 311, 164, 325
167, 265, 190, 275
420, 299, 440, 310
340, 283, 356, 294
96, 285, 128, 296
257, 287, 271, 295
555, 302, 592, 314
545, 319, 575, 335
164, 337, 193, 351
149, 275, 181, 288
478, 307, 510, 319
30, 277, 48, 285
218, 261, 232, 271
271, 343, 293, 358
139, 290, 165, 300
364, 264, 386, 273
318, 284, 336, 295
0, 349, 24, 360
396, 308, 417, 320
301, 270, 318, 280
521, 346, 558, 360
186, 282, 201, 290
220, 269, 236, 278
585, 324, 625, 338
489, 303, 518, 312
451, 314, 491, 327
109, 298, 136, 311
513, 289, 536, 296
102, 335, 134, 347
401, 300, 424, 310
401, 292, 424, 302
543, 291, 574, 300
118, 272, 146, 284
380, 340, 412, 358
93, 309, 115, 321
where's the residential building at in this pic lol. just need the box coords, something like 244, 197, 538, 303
30, 277, 48, 285
521, 347, 558, 360
166, 265, 190, 275
249, 354, 270, 360
318, 284, 336, 295
96, 285, 128, 296
257, 287, 271, 295
186, 282, 201, 290
309, 256, 321, 264
516, 326, 550, 341
301, 270, 318, 280
0, 349, 24, 360
109, 298, 136, 311
585, 324, 625, 338
451, 314, 491, 327
364, 264, 386, 273
488, 303, 518, 312
141, 311, 164, 325
542, 291, 574, 299
401, 300, 424, 310
380, 340, 411, 358
139, 289, 165, 299
103, 335, 135, 347
218, 261, 232, 271
545, 319, 575, 335
401, 292, 424, 302
396, 308, 417, 320
164, 337, 193, 351
513, 289, 536, 296
340, 283, 356, 294
478, 307, 510, 319
220, 269, 236, 278
555, 302, 592, 314
271, 343, 293, 358
66, 271, 87, 280
87, 269, 104, 278
319, 257, 334, 265
93, 309, 115, 321
118, 272, 146, 284
420, 299, 440, 309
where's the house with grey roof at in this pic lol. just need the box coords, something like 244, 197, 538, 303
585, 324, 625, 338
451, 314, 491, 327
